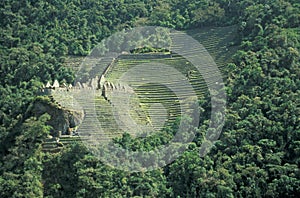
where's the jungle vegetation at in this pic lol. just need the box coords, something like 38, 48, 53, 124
0, 0, 299, 197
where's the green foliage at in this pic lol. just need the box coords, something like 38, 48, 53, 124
0, 114, 51, 198
1, 0, 300, 197
42, 143, 171, 197
148, 0, 226, 29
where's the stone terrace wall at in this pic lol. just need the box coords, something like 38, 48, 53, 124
118, 53, 172, 60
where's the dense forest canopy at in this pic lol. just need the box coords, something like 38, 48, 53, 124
0, 0, 299, 197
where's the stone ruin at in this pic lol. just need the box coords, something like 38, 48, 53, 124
101, 81, 134, 102
40, 76, 134, 104
40, 75, 101, 94
40, 52, 174, 96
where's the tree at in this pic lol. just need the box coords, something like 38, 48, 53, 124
0, 114, 51, 198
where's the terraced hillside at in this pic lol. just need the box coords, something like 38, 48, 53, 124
99, 26, 238, 136
187, 25, 238, 74
64, 26, 238, 73
102, 57, 204, 134
43, 26, 238, 151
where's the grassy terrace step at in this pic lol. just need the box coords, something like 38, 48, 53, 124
60, 26, 237, 140
95, 96, 125, 136
101, 54, 208, 133
186, 25, 238, 73
42, 136, 83, 152
94, 91, 181, 135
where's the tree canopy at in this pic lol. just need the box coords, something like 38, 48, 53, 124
0, 0, 299, 197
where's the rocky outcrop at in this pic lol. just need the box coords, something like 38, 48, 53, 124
32, 97, 84, 136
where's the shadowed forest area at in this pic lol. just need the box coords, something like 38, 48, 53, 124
0, 0, 299, 197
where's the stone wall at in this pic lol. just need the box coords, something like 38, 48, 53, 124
118, 53, 172, 59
